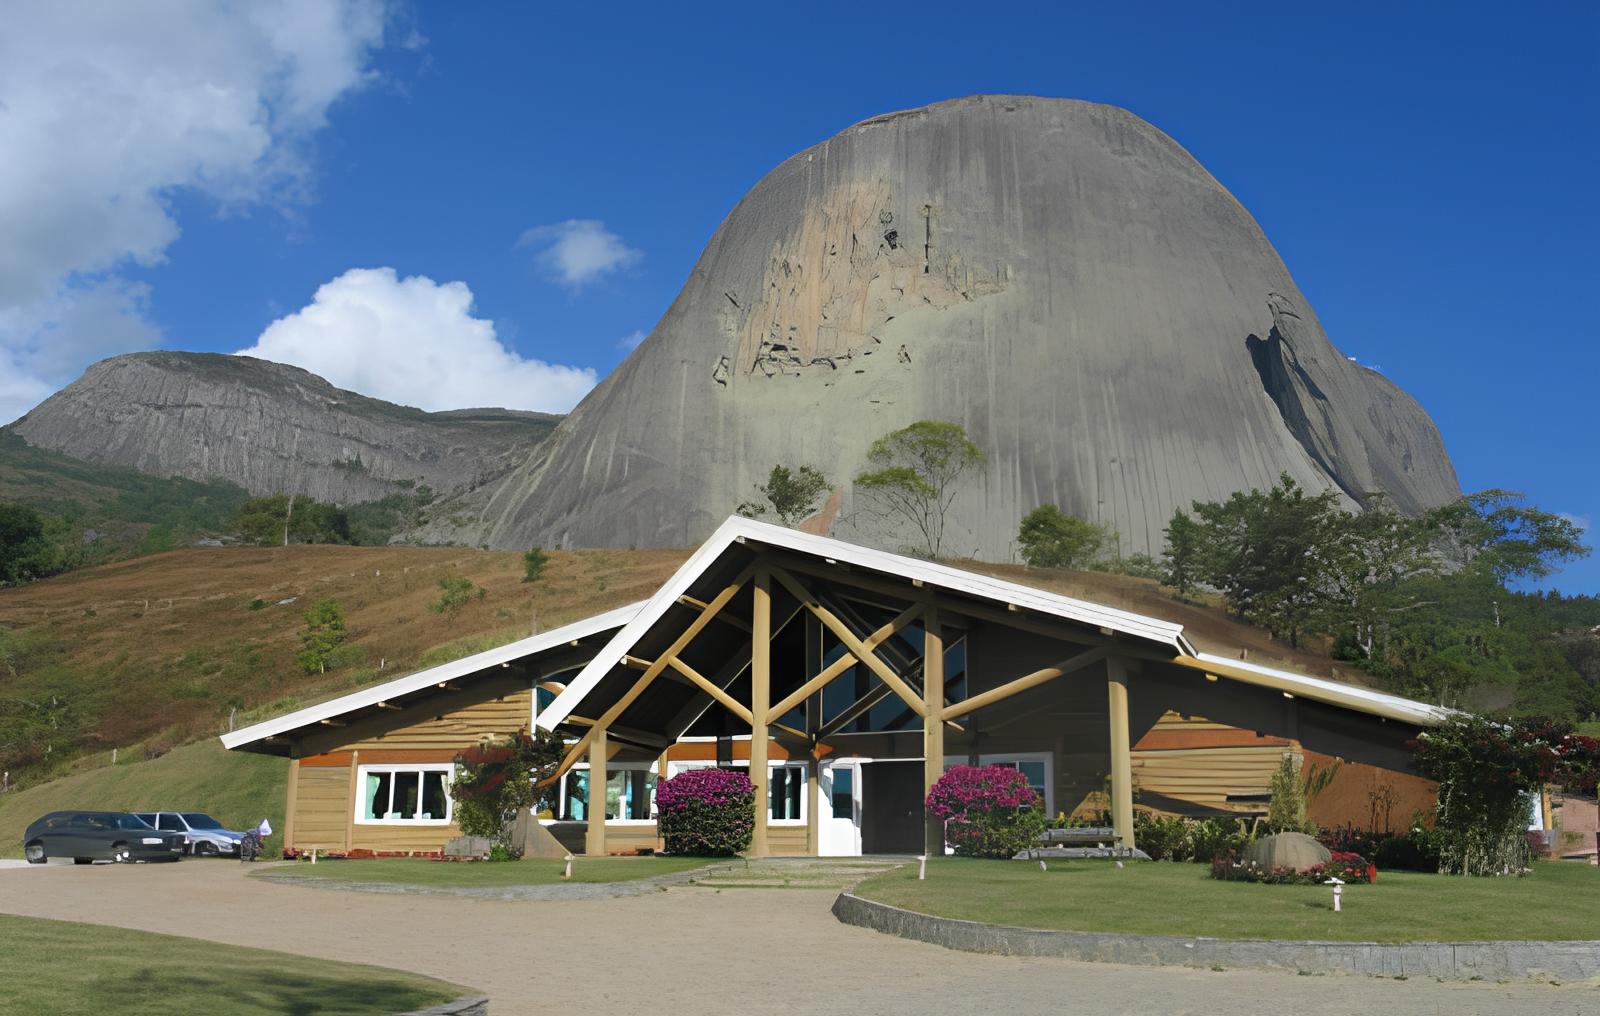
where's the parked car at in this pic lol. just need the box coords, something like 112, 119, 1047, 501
133, 812, 245, 857
22, 811, 185, 864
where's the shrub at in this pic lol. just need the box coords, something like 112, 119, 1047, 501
1211, 851, 1376, 885
296, 598, 347, 674
431, 575, 480, 613
449, 731, 564, 856
1133, 812, 1254, 863
657, 768, 755, 856
522, 547, 550, 583
926, 765, 1045, 859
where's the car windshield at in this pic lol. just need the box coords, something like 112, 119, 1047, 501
181, 813, 223, 829
117, 815, 155, 830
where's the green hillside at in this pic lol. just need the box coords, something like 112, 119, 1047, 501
0, 738, 286, 859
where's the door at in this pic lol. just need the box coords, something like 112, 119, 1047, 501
860, 761, 926, 855
818, 761, 861, 857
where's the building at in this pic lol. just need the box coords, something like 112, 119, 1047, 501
223, 517, 1448, 858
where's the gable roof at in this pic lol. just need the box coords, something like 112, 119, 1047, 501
537, 516, 1451, 732
221, 601, 643, 752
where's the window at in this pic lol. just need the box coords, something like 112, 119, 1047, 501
830, 766, 854, 819
666, 761, 808, 824
357, 765, 453, 824
943, 753, 1053, 814
559, 766, 657, 823
156, 814, 184, 832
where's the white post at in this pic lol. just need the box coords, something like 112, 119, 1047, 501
918, 855, 927, 880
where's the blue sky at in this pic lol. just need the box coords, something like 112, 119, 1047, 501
1, 2, 1595, 591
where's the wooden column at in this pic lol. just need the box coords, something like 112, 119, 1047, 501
344, 750, 359, 853
749, 568, 772, 857
657, 748, 671, 853
1106, 657, 1135, 851
585, 728, 607, 856
805, 614, 822, 856
283, 758, 300, 856
922, 604, 945, 856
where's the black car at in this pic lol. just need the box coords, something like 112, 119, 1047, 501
22, 811, 185, 864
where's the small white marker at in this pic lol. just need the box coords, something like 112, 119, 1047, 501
563, 854, 574, 880
917, 854, 927, 880
1115, 860, 1125, 869
1326, 876, 1345, 912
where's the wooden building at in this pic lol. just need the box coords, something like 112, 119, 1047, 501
224, 517, 1448, 858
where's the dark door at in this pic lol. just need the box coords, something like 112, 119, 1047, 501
860, 761, 925, 855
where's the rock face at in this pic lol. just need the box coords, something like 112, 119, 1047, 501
442, 95, 1457, 556
9, 352, 558, 503
1244, 832, 1333, 872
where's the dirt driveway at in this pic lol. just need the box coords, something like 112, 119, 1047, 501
1, 862, 1593, 1016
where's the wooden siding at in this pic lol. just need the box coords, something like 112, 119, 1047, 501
351, 820, 462, 854
339, 689, 533, 752
292, 764, 352, 851
1131, 744, 1291, 815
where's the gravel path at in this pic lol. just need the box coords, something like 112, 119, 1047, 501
2, 862, 1593, 1015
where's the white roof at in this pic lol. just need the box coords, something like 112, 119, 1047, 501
538, 516, 1199, 730
1180, 651, 1454, 727
221, 601, 644, 751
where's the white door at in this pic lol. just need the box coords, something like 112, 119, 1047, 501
818, 760, 861, 856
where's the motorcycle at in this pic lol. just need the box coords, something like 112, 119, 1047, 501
239, 829, 265, 862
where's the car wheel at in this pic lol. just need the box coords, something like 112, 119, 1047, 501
24, 842, 46, 864
111, 842, 131, 863
195, 841, 217, 858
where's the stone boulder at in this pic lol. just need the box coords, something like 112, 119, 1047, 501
1243, 832, 1331, 872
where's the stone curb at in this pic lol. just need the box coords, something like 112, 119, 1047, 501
832, 892, 1600, 981
394, 995, 489, 1016
252, 864, 716, 902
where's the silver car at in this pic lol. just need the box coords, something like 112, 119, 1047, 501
133, 812, 244, 857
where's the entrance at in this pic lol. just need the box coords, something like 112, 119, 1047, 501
818, 758, 926, 855
861, 760, 925, 855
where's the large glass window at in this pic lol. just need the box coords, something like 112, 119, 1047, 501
358, 765, 453, 823
560, 767, 657, 822
830, 766, 854, 819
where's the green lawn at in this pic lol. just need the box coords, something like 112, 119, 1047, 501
0, 739, 287, 859
0, 914, 469, 1016
257, 854, 710, 886
853, 857, 1600, 943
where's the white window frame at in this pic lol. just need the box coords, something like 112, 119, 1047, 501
666, 760, 809, 826
354, 763, 455, 826
942, 752, 1054, 814
560, 762, 659, 825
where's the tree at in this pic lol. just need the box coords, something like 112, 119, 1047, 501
297, 598, 347, 674
431, 575, 480, 613
522, 547, 550, 583
0, 502, 55, 586
1016, 504, 1110, 569
853, 421, 984, 557
449, 730, 566, 856
736, 464, 831, 527
234, 494, 351, 546
1424, 490, 1589, 582
1161, 510, 1205, 596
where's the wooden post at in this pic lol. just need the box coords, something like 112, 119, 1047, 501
283, 759, 300, 856
749, 568, 771, 857
657, 749, 671, 853
585, 728, 607, 856
344, 750, 360, 853
1106, 657, 1135, 851
805, 615, 821, 857
922, 604, 945, 856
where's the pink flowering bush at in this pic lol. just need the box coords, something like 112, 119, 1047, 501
926, 765, 1045, 859
657, 768, 755, 856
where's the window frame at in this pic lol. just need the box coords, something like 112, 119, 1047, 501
354, 763, 456, 826
666, 760, 809, 826
559, 763, 659, 825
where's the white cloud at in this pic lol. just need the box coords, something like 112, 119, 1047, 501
237, 268, 597, 413
518, 220, 641, 287
0, 1, 396, 423
618, 330, 648, 352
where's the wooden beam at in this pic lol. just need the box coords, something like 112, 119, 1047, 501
283, 758, 300, 854
749, 568, 772, 858
585, 728, 607, 856
940, 645, 1110, 722
667, 656, 754, 725
766, 601, 922, 722
678, 595, 752, 633
548, 568, 753, 784
1107, 656, 1135, 851
922, 603, 945, 856
768, 566, 927, 719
